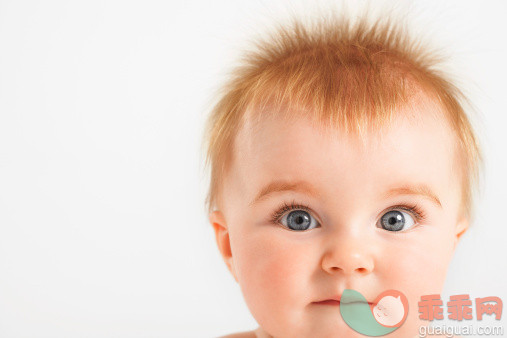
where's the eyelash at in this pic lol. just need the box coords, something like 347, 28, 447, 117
269, 199, 427, 227
269, 199, 314, 226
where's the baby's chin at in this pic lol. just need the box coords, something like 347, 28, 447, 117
251, 320, 422, 338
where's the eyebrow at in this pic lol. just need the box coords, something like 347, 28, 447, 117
250, 180, 442, 208
383, 184, 442, 208
250, 180, 320, 206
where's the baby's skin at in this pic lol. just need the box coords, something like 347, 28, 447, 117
211, 93, 469, 337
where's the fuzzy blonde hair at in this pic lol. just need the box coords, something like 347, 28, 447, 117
201, 9, 483, 222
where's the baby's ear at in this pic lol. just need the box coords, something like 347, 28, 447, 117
453, 215, 469, 250
209, 210, 238, 283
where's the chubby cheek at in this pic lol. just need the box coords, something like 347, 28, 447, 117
379, 228, 456, 325
232, 228, 315, 332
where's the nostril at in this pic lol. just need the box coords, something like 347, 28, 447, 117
356, 267, 368, 273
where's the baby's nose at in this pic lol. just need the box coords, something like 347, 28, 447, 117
320, 230, 375, 275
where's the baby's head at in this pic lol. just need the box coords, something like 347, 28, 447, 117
202, 10, 482, 338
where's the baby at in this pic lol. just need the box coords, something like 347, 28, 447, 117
201, 8, 483, 338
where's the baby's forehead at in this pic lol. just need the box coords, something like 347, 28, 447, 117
230, 98, 459, 191
235, 94, 455, 156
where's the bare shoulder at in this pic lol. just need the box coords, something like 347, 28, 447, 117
218, 330, 256, 338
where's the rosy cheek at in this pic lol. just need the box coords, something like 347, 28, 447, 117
234, 234, 316, 333
260, 244, 309, 287
259, 258, 291, 291
237, 238, 305, 301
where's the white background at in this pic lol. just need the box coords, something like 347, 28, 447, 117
0, 1, 506, 337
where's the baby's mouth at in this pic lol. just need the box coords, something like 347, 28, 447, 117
313, 299, 374, 306
313, 299, 341, 306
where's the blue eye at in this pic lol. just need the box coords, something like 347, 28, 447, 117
378, 209, 416, 232
281, 210, 319, 231
269, 201, 320, 231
